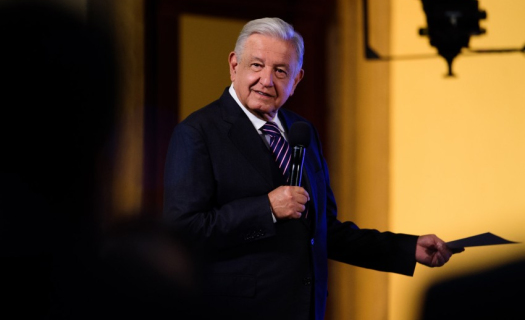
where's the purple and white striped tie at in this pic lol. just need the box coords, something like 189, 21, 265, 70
260, 121, 291, 180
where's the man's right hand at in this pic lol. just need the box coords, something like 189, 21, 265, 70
268, 186, 309, 220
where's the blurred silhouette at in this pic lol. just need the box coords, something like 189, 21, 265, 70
0, 1, 116, 318
0, 1, 201, 319
420, 257, 525, 320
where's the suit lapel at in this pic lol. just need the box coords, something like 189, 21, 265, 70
219, 90, 284, 188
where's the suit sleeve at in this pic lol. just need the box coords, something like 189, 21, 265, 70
163, 122, 277, 249
327, 220, 418, 276
309, 126, 418, 276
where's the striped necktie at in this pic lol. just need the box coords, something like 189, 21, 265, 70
260, 121, 291, 180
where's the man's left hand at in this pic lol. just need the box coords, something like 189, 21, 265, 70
416, 234, 464, 267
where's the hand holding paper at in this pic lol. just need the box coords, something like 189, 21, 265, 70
416, 234, 461, 267
415, 232, 518, 270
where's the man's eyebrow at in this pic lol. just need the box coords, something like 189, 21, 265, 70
274, 63, 290, 69
249, 55, 289, 65
248, 55, 263, 62
248, 55, 292, 70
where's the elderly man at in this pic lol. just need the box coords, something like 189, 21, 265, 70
163, 17, 460, 320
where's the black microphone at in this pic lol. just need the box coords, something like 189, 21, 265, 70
288, 121, 311, 186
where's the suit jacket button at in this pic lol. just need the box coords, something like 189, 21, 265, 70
303, 277, 312, 286
310, 238, 314, 245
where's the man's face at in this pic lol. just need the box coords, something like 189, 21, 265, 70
229, 34, 304, 121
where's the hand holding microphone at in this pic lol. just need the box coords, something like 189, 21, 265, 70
268, 121, 312, 220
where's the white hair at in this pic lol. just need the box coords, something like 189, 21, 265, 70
234, 17, 304, 73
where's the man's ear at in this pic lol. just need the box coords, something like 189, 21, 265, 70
228, 52, 238, 82
290, 69, 304, 96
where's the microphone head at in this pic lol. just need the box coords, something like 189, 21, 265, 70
288, 121, 311, 148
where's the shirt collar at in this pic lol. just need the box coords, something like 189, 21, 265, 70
229, 84, 285, 134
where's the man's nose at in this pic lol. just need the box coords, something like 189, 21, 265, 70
259, 67, 274, 87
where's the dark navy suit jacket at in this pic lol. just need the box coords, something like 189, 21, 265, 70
164, 88, 418, 320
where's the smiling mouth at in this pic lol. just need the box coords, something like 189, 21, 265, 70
253, 90, 274, 98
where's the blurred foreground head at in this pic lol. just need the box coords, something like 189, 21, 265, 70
0, 0, 117, 253
0, 1, 119, 318
0, 4, 204, 319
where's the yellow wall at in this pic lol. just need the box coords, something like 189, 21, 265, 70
327, 0, 392, 318
330, 0, 525, 319
389, 0, 525, 319
179, 14, 248, 120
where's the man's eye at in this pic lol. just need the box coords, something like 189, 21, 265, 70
276, 69, 288, 78
251, 63, 262, 69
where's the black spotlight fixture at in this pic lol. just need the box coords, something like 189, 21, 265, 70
363, 0, 524, 77
419, 0, 487, 76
